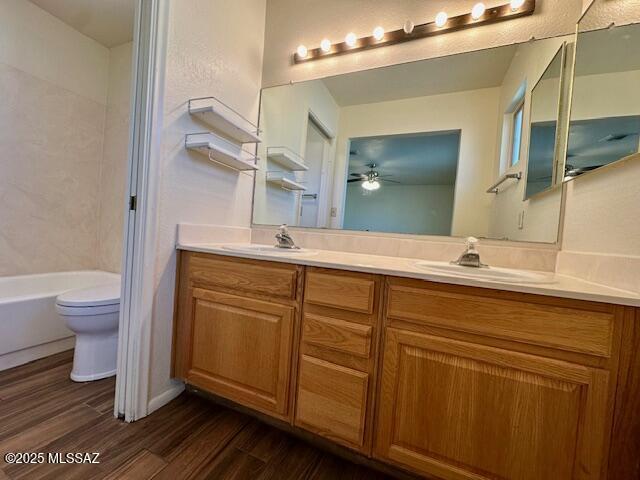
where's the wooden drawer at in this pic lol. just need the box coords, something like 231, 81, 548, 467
295, 355, 369, 450
305, 271, 375, 314
188, 253, 298, 300
302, 314, 372, 359
387, 279, 616, 357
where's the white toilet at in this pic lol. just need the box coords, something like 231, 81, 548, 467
55, 281, 121, 382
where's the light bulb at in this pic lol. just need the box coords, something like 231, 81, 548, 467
320, 38, 331, 52
435, 11, 448, 27
510, 0, 525, 9
373, 26, 385, 41
296, 44, 308, 58
345, 32, 357, 47
471, 2, 486, 19
362, 179, 381, 191
403, 19, 415, 34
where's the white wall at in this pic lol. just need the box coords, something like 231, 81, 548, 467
563, 158, 640, 256
331, 88, 501, 238
571, 70, 640, 120
148, 0, 267, 404
254, 80, 339, 226
487, 37, 568, 243
0, 0, 131, 276
262, 0, 582, 87
579, 0, 640, 30
0, 0, 109, 103
344, 184, 454, 235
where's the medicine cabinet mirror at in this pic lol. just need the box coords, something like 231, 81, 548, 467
565, 8, 640, 181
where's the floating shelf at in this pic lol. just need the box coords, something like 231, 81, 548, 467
267, 146, 308, 171
188, 96, 261, 144
185, 133, 258, 171
266, 173, 306, 191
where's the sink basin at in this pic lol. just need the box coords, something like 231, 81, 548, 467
221, 244, 316, 256
414, 261, 555, 285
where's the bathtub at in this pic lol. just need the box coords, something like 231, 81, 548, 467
0, 270, 120, 371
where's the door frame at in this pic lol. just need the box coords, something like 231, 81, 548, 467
115, 0, 166, 422
299, 110, 334, 228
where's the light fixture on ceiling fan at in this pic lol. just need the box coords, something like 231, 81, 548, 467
347, 163, 400, 191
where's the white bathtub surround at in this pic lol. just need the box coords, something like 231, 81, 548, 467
250, 226, 558, 272
0, 1, 134, 277
98, 41, 134, 273
0, 270, 120, 371
177, 242, 640, 307
556, 251, 640, 294
0, 61, 107, 277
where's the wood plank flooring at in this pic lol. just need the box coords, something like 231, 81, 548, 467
0, 351, 395, 479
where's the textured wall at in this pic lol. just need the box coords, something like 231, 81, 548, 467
148, 0, 267, 404
262, 0, 583, 87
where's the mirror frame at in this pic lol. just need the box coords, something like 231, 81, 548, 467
523, 42, 567, 201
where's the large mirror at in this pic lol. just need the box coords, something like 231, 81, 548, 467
566, 5, 640, 179
253, 36, 569, 243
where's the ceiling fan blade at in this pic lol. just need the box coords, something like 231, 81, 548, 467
349, 173, 366, 177
347, 178, 363, 183
381, 179, 402, 184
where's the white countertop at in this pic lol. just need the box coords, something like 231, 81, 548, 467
177, 242, 640, 307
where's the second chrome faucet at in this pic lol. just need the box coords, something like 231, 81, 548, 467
275, 224, 299, 249
452, 237, 487, 268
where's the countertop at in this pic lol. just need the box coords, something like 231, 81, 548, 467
177, 242, 640, 307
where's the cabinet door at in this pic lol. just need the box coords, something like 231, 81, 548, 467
186, 288, 294, 417
375, 328, 611, 480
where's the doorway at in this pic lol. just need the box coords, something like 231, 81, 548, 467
299, 117, 331, 227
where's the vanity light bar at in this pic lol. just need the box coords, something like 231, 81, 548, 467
293, 0, 536, 64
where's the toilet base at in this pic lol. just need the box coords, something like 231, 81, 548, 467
70, 331, 118, 383
70, 369, 117, 382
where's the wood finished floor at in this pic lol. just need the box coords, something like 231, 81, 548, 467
0, 350, 394, 479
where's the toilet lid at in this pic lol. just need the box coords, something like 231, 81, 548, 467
56, 282, 121, 307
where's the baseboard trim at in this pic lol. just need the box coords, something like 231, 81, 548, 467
147, 381, 185, 416
0, 337, 76, 372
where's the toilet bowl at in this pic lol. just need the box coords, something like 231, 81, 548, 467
55, 281, 121, 382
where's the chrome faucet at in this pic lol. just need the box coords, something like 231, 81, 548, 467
452, 237, 487, 268
275, 224, 299, 249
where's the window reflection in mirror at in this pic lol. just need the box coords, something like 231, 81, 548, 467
525, 45, 564, 199
510, 102, 525, 167
566, 22, 640, 179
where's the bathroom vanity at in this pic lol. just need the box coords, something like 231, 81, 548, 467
172, 246, 640, 480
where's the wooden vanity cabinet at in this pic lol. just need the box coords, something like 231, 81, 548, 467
374, 277, 624, 480
294, 268, 383, 454
173, 253, 639, 480
172, 252, 303, 420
